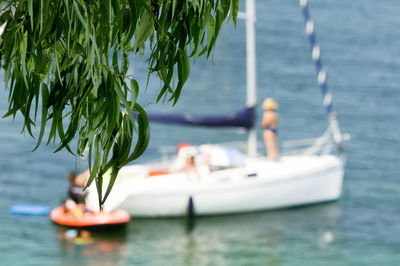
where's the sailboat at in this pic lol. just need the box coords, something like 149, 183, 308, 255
85, 0, 348, 217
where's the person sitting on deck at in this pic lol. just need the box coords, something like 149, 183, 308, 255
171, 143, 201, 180
261, 98, 279, 160
62, 198, 83, 217
181, 154, 201, 180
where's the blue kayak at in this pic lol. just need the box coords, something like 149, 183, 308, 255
10, 204, 51, 215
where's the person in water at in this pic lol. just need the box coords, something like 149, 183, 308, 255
261, 98, 279, 160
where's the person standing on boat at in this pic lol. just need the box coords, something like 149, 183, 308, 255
261, 98, 279, 160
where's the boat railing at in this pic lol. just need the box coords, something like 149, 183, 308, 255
152, 129, 350, 161
281, 129, 350, 156
281, 128, 333, 156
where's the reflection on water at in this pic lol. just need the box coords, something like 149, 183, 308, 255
4, 199, 343, 265
55, 226, 128, 266
120, 204, 341, 265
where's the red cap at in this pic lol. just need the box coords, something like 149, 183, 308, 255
177, 142, 191, 150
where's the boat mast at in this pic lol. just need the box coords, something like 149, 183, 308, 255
245, 0, 257, 156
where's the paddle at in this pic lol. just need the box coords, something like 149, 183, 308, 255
10, 204, 51, 215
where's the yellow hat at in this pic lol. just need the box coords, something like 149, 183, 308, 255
262, 98, 279, 111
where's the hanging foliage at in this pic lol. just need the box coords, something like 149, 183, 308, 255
0, 0, 239, 209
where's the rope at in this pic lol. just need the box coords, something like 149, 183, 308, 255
299, 0, 343, 149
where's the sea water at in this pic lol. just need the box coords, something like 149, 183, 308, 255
1, 0, 399, 265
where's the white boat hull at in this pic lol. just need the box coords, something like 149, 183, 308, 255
86, 154, 344, 217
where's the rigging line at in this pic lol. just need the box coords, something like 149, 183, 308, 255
299, 0, 343, 148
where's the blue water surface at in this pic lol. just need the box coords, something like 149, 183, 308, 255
1, 0, 399, 265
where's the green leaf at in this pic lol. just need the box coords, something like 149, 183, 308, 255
84, 137, 101, 190
172, 0, 177, 20
112, 49, 119, 74
101, 164, 118, 205
130, 79, 139, 108
231, 0, 239, 27
28, 0, 34, 30
134, 8, 154, 50
73, 2, 88, 30
177, 49, 190, 83
128, 103, 149, 161
32, 84, 49, 151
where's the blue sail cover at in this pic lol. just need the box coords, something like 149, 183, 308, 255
146, 106, 255, 129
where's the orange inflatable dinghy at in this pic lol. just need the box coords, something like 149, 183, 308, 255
50, 206, 130, 228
